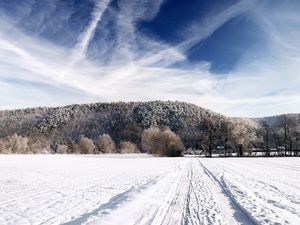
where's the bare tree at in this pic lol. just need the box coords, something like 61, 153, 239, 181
202, 116, 217, 157
296, 132, 300, 156
259, 120, 272, 156
278, 115, 296, 156
218, 118, 235, 157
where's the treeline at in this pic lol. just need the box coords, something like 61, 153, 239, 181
0, 133, 140, 155
199, 115, 300, 157
0, 101, 217, 155
0, 101, 299, 157
0, 127, 186, 156
256, 114, 300, 156
200, 117, 256, 157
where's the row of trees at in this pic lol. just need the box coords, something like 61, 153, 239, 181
0, 134, 51, 154
50, 134, 141, 155
1, 114, 299, 157
201, 117, 256, 157
0, 134, 140, 155
0, 128, 186, 156
201, 115, 300, 157
257, 115, 300, 156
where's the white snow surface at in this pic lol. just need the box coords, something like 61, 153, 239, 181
0, 155, 299, 225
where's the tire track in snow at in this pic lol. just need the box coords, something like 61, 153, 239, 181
214, 164, 300, 224
61, 160, 188, 225
149, 160, 190, 225
82, 158, 259, 225
60, 176, 166, 225
197, 159, 260, 225
183, 162, 205, 225
65, 158, 260, 225
183, 159, 241, 225
183, 166, 202, 225
202, 159, 300, 224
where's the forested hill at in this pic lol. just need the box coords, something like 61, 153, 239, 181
0, 101, 222, 149
0, 101, 299, 154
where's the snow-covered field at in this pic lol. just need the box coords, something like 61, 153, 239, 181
0, 155, 299, 225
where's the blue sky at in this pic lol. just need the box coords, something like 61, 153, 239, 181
0, 0, 300, 117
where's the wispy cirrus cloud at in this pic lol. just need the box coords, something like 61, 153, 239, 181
62, 0, 111, 78
0, 0, 300, 117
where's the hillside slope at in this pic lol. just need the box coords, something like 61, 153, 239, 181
0, 101, 299, 153
0, 101, 222, 150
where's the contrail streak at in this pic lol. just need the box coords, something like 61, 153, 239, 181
61, 0, 111, 78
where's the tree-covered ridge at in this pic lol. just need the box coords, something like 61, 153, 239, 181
0, 101, 299, 156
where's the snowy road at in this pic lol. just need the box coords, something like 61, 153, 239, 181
0, 155, 299, 225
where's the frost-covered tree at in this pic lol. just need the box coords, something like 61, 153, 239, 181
29, 138, 52, 154
78, 137, 95, 154
231, 118, 256, 156
70, 141, 81, 154
141, 127, 161, 154
6, 134, 28, 154
157, 128, 185, 157
96, 134, 117, 153
141, 127, 185, 156
119, 141, 140, 153
56, 144, 68, 154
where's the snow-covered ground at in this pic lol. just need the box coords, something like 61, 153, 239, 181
0, 155, 299, 225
